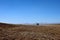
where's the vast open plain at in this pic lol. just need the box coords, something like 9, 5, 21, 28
0, 23, 60, 40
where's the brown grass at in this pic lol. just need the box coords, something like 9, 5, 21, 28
0, 23, 60, 40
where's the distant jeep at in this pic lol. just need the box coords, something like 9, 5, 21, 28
36, 23, 39, 25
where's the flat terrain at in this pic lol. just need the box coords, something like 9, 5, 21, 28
0, 23, 60, 40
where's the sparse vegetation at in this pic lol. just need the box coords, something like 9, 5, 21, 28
0, 23, 60, 40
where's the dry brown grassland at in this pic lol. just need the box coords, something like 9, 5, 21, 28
0, 23, 60, 40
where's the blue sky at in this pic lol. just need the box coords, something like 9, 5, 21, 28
0, 0, 60, 24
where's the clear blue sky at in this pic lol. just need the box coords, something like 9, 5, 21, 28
0, 0, 60, 24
